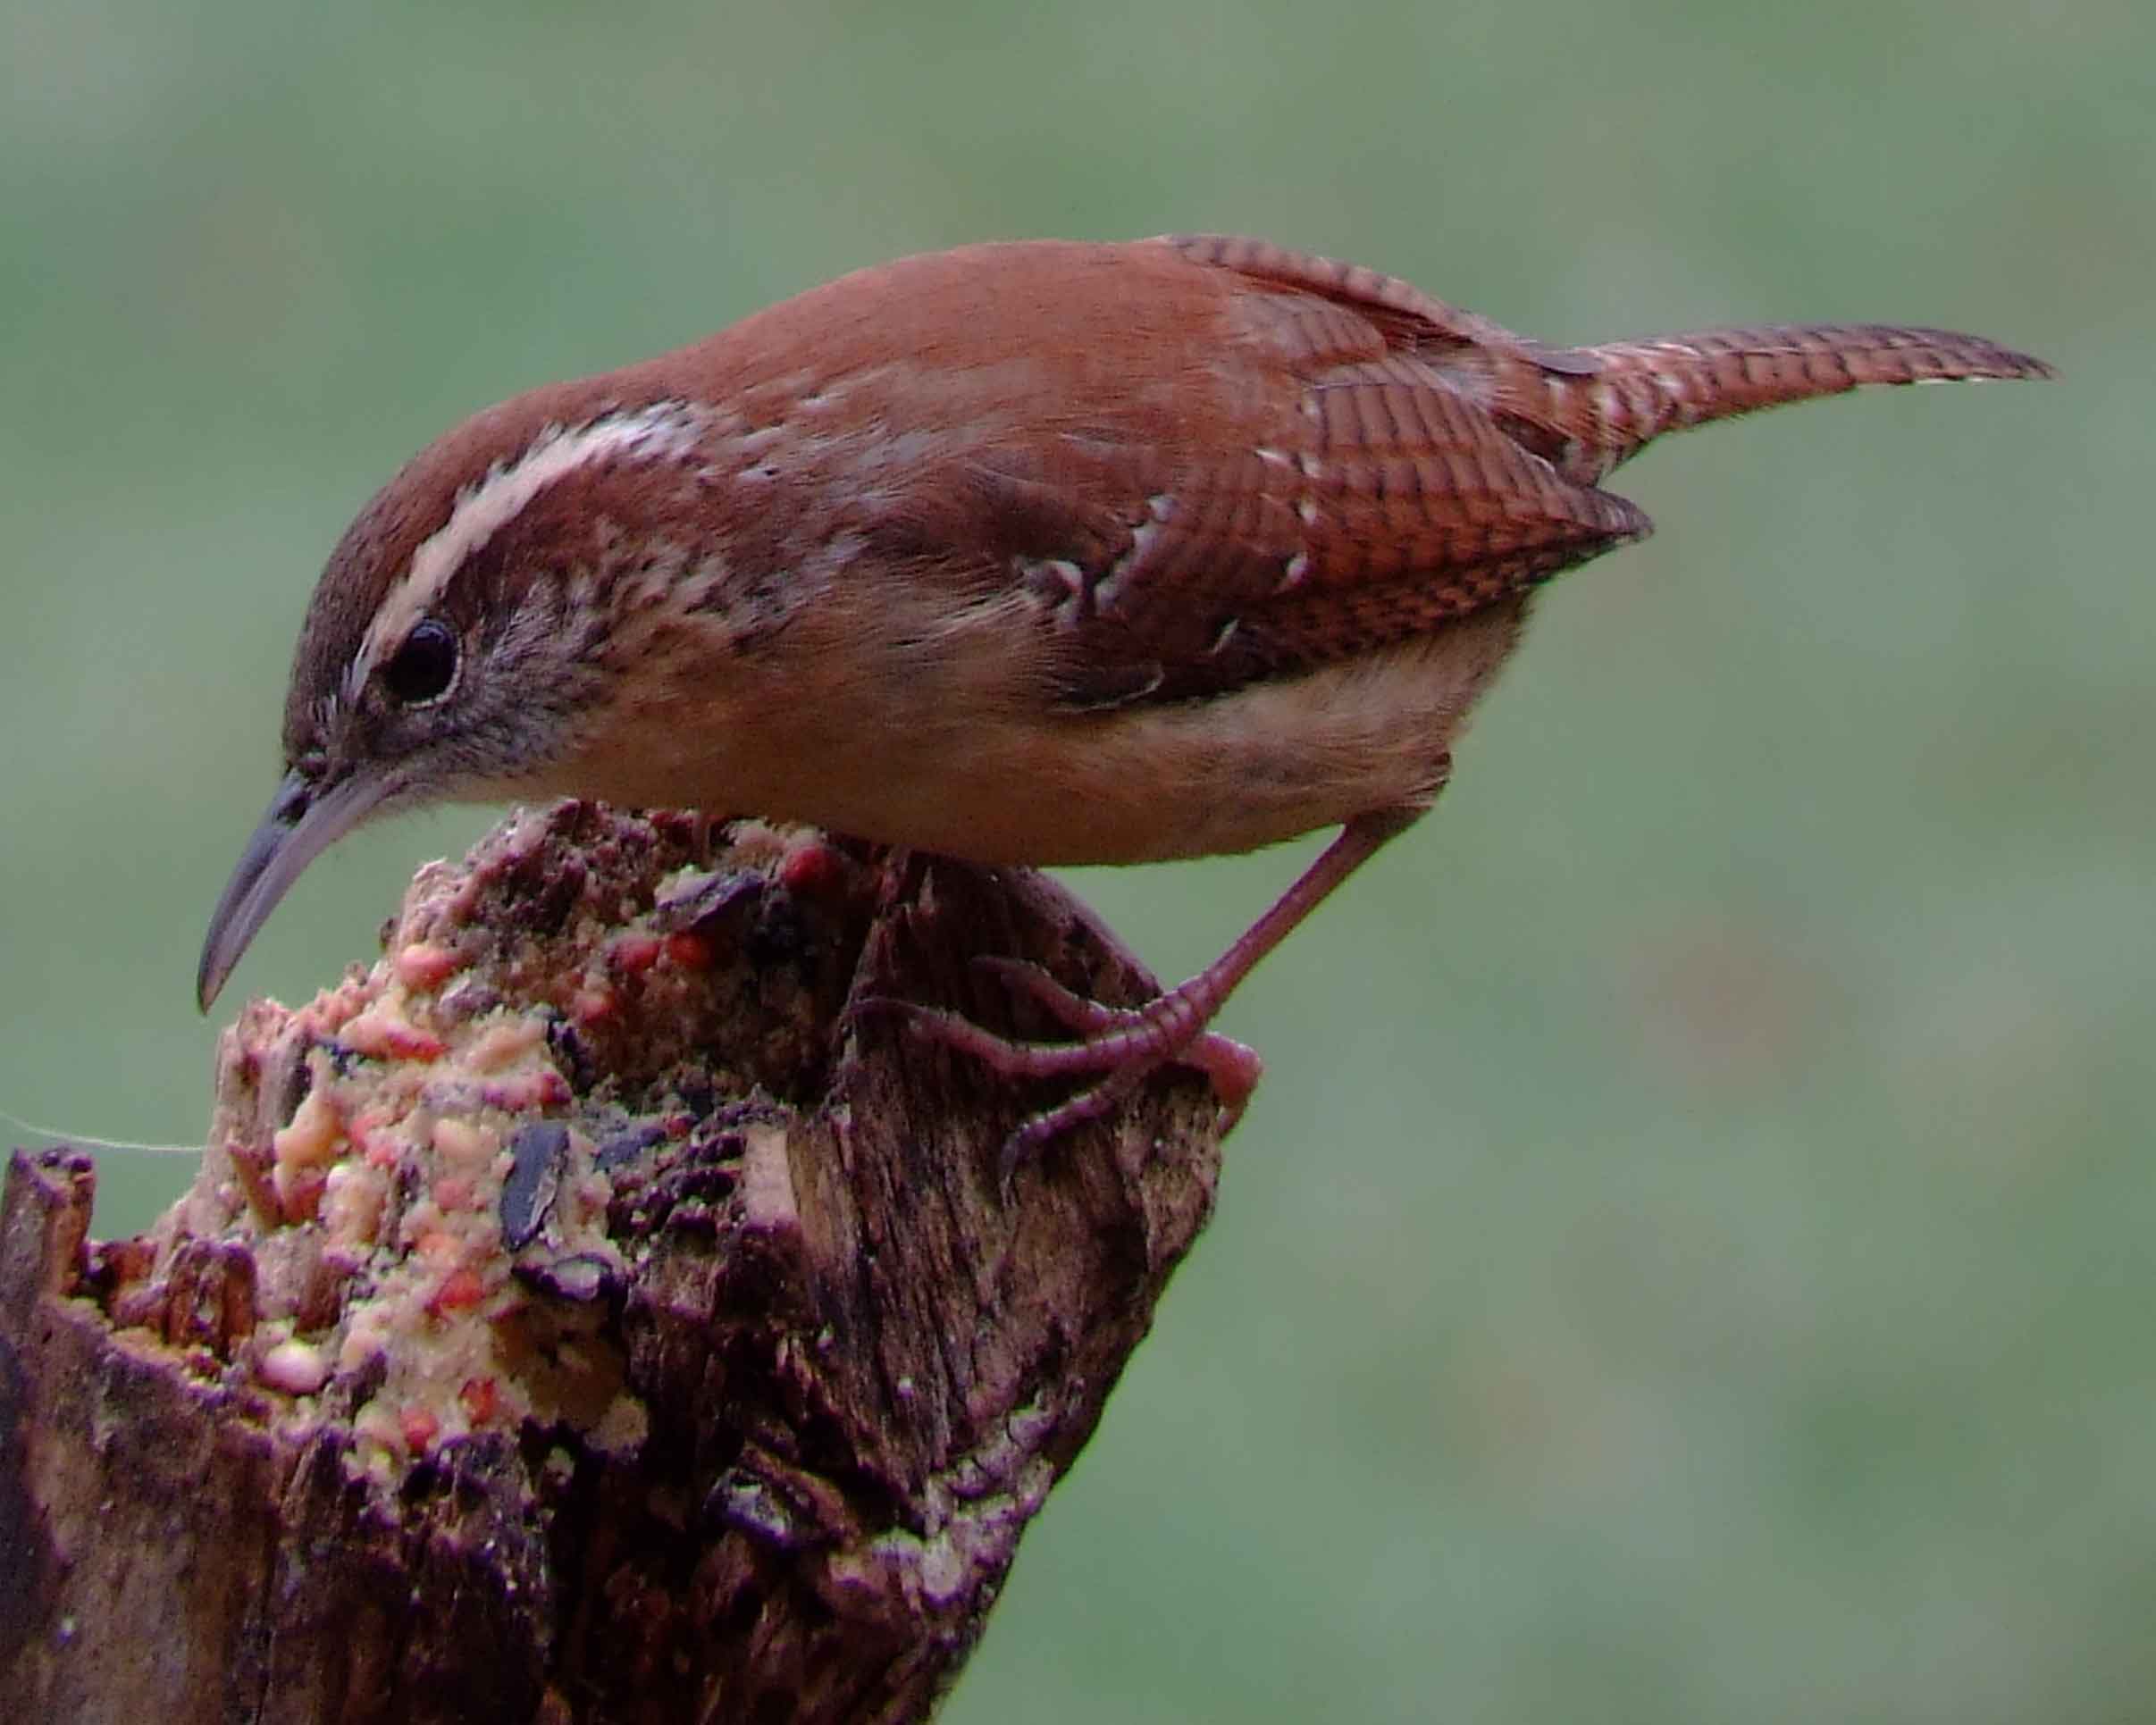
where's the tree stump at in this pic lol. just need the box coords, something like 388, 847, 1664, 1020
0, 803, 1225, 1722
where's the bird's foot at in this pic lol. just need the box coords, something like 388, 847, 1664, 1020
863, 956, 1262, 1184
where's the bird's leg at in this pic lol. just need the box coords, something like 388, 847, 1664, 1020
878, 802, 1425, 1177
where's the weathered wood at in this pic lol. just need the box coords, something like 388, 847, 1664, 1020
0, 807, 1226, 1722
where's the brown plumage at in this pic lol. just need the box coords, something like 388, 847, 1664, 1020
199, 235, 2051, 1160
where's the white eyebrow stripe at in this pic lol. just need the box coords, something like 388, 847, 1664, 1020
358, 400, 709, 688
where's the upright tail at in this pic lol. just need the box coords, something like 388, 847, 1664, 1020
1527, 322, 2053, 481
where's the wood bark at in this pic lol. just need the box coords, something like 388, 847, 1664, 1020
0, 815, 1225, 1722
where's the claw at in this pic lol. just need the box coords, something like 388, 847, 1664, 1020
970, 956, 1261, 1110
861, 959, 1263, 1180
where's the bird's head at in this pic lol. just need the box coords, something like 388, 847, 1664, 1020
196, 394, 726, 1009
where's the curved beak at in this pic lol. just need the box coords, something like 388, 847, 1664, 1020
196, 766, 396, 1011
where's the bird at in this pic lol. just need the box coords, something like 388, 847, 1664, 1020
195, 233, 2050, 1160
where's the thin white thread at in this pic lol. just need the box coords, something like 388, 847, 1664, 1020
0, 1105, 198, 1157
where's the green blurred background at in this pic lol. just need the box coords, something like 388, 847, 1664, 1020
3, 2, 2148, 1718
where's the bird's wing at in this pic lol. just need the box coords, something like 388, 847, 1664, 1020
880, 235, 1653, 709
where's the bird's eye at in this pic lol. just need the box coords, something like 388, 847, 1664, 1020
379, 619, 459, 706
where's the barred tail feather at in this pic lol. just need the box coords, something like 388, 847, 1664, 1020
1551, 322, 2052, 474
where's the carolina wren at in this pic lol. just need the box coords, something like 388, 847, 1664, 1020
197, 234, 2049, 1154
